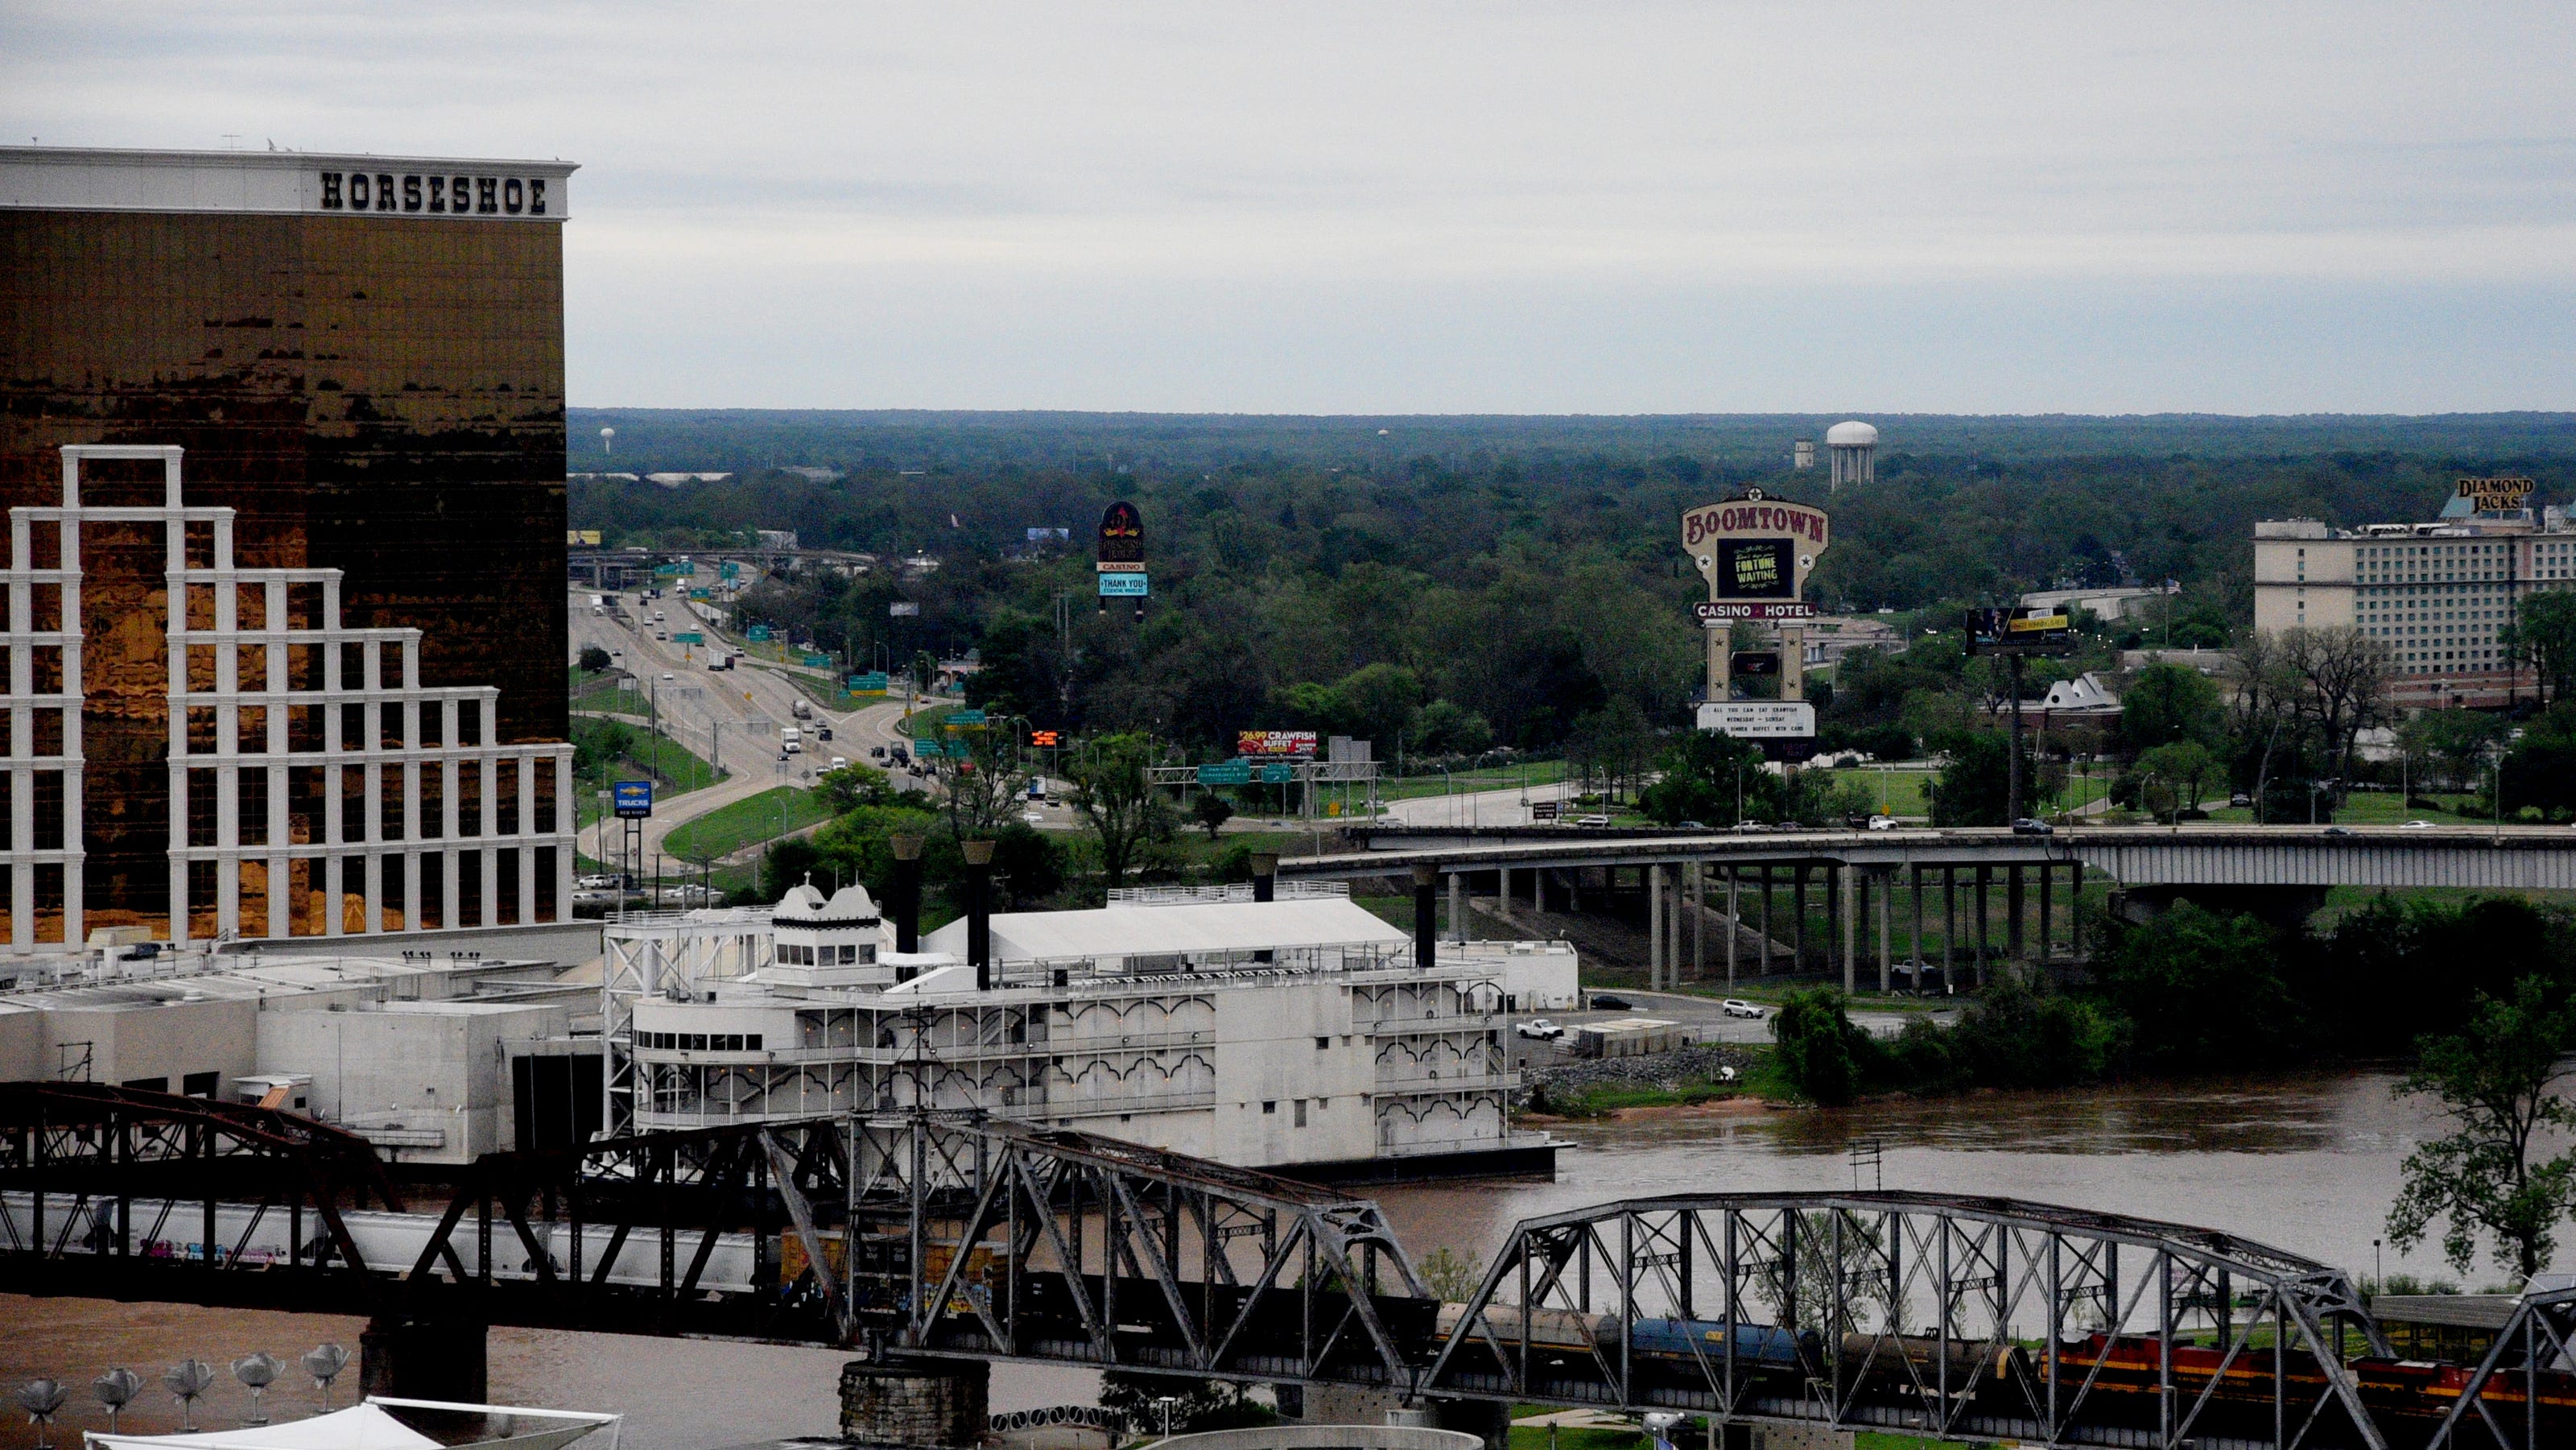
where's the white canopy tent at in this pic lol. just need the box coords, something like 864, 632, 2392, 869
86, 1398, 617, 1450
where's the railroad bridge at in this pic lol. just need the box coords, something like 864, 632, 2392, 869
5, 1082, 2571, 1450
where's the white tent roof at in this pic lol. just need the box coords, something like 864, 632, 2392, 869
921, 897, 1409, 963
89, 1403, 437, 1450
86, 1399, 615, 1450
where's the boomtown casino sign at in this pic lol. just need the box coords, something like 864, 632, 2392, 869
1681, 490, 1830, 621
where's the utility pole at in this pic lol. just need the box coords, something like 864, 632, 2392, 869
2005, 654, 2025, 823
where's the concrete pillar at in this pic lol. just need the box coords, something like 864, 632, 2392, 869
839, 1360, 987, 1448
1448, 871, 1465, 944
1648, 862, 1664, 989
1876, 869, 1893, 994
359, 1315, 485, 1404
1690, 861, 1704, 982
1725, 867, 1740, 989
1839, 863, 1857, 994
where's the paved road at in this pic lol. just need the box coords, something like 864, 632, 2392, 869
1501, 988, 1956, 1072
1380, 779, 1579, 828
569, 588, 927, 865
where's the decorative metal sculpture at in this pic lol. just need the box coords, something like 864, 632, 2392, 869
161, 1359, 215, 1431
231, 1352, 282, 1424
302, 1344, 352, 1410
16, 1379, 68, 1450
91, 1369, 141, 1433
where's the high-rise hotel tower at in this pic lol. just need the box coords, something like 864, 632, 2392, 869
0, 147, 580, 952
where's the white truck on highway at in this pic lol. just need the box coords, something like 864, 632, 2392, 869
781, 726, 803, 754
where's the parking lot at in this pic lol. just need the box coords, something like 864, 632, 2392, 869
1502, 989, 1956, 1070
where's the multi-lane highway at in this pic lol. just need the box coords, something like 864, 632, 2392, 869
568, 588, 923, 863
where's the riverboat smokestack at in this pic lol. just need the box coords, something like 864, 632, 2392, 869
963, 838, 996, 989
1413, 864, 1437, 970
890, 832, 923, 952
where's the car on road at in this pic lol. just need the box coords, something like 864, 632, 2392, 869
1720, 998, 1766, 1020
661, 671, 675, 681
888, 746, 910, 764
1514, 1018, 1566, 1040
2011, 818, 2053, 836
2325, 824, 2354, 837
1589, 994, 1634, 1010
1574, 813, 1612, 827
869, 746, 886, 759
817, 726, 833, 740
828, 756, 848, 770
2401, 819, 2432, 829
1022, 810, 1044, 825
1867, 815, 1897, 831
1732, 820, 1768, 832
2230, 793, 2253, 808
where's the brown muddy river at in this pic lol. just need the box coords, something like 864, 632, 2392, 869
0, 1072, 2471, 1449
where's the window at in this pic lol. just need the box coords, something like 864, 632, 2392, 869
1294, 1100, 1308, 1127
1261, 1101, 1277, 1114
1315, 1036, 1331, 1050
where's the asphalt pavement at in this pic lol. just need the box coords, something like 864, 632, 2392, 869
1500, 987, 1957, 1071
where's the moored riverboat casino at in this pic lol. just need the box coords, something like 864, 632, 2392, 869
0, 146, 580, 953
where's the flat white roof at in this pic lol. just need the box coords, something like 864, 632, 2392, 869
921, 899, 1410, 963
0, 145, 576, 220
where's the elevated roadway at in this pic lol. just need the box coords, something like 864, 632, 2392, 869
1286, 823, 2576, 892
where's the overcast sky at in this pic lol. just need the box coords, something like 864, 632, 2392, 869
9, 2, 2572, 413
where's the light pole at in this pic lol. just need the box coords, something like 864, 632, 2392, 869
1154, 1396, 1179, 1441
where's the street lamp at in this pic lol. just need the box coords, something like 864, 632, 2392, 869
1154, 1396, 1179, 1441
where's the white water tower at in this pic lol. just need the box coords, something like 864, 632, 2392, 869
1825, 419, 1877, 490
600, 426, 615, 456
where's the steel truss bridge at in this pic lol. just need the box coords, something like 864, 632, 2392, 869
5, 1082, 2571, 1450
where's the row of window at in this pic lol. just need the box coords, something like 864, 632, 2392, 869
777, 942, 870, 966
639, 1031, 763, 1052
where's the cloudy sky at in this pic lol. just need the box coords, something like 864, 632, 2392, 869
8, 2, 2572, 413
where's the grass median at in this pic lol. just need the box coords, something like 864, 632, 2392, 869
663, 786, 838, 861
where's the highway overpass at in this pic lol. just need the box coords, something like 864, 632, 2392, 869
1274, 824, 2576, 993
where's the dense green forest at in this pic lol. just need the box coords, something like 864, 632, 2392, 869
570, 411, 2576, 769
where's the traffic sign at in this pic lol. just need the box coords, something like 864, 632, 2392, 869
1030, 729, 1061, 747
1197, 760, 1253, 786
1098, 572, 1149, 597
1530, 799, 1560, 821
1259, 762, 1294, 784
947, 708, 988, 727
803, 653, 832, 668
673, 631, 704, 645
848, 671, 890, 692
612, 780, 655, 819
748, 625, 771, 642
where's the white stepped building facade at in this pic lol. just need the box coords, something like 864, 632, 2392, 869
9, 446, 578, 951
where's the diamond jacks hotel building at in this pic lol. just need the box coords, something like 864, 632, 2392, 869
2255, 476, 2574, 708
0, 146, 582, 957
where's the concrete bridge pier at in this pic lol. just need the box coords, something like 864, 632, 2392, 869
358, 1313, 486, 1403
840, 1358, 988, 1448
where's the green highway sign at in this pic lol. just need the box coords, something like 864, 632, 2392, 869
848, 671, 890, 692
1260, 762, 1294, 784
673, 631, 704, 645
1196, 760, 1253, 786
747, 625, 771, 642
803, 653, 832, 668
947, 708, 988, 726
